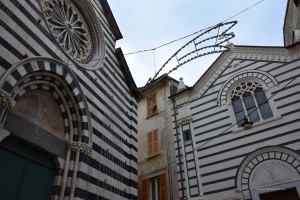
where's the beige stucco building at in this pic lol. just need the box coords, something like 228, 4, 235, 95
137, 74, 180, 200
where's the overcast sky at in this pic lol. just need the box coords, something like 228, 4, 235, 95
108, 0, 287, 87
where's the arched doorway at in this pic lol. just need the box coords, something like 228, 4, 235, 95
0, 57, 93, 199
259, 187, 300, 200
0, 81, 65, 199
236, 146, 300, 200
0, 136, 55, 199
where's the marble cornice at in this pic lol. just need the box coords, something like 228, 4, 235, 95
174, 45, 300, 105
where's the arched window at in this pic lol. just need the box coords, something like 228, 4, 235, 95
230, 81, 273, 127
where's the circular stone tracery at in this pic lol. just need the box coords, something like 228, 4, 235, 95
230, 81, 262, 100
41, 0, 105, 69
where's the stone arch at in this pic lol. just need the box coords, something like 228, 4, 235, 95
235, 146, 300, 199
217, 70, 278, 106
0, 57, 92, 145
12, 74, 75, 142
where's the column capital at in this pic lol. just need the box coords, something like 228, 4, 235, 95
0, 91, 13, 114
67, 141, 92, 155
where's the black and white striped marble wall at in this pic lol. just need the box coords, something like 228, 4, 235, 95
172, 46, 300, 199
0, 0, 138, 199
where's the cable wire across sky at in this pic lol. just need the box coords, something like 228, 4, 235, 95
124, 0, 265, 56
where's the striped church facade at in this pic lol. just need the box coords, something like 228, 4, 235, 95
171, 2, 300, 199
0, 0, 138, 200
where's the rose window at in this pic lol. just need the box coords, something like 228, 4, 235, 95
43, 0, 92, 63
41, 0, 106, 68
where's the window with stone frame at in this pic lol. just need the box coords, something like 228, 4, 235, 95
148, 129, 159, 157
181, 123, 192, 142
230, 80, 273, 127
147, 94, 158, 118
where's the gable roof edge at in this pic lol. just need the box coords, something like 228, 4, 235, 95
115, 48, 141, 100
187, 45, 291, 101
100, 0, 123, 40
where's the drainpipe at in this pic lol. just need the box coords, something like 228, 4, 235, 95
189, 122, 204, 196
177, 120, 190, 199
163, 84, 173, 200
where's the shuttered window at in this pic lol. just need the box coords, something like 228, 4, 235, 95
148, 130, 159, 157
159, 173, 167, 200
141, 179, 149, 200
147, 94, 157, 118
140, 173, 167, 200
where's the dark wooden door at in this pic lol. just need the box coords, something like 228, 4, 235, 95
0, 137, 55, 200
260, 188, 300, 200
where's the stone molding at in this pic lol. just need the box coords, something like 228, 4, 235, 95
188, 195, 207, 200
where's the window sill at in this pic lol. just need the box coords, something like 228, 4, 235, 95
233, 115, 282, 133
184, 140, 192, 145
146, 112, 159, 119
147, 152, 161, 160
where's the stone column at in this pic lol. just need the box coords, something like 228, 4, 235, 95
59, 141, 92, 200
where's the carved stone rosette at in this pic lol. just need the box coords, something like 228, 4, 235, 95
67, 141, 92, 155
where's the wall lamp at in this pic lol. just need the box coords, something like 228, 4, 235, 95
241, 118, 253, 130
